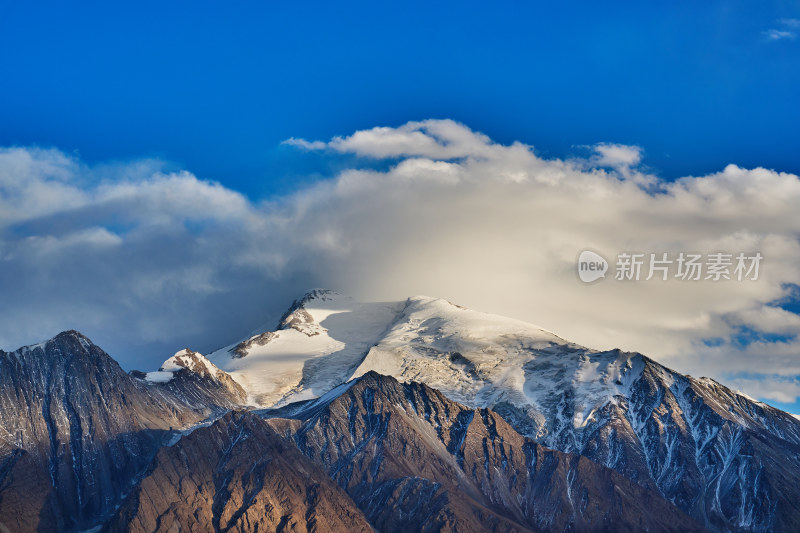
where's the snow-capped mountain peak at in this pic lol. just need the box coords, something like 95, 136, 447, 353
147, 348, 225, 383
206, 290, 405, 406
206, 291, 583, 410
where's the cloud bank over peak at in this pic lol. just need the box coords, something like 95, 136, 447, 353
2, 121, 800, 405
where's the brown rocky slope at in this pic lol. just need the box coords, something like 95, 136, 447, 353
106, 410, 373, 533
262, 371, 706, 533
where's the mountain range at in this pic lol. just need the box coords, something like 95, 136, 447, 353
1, 289, 799, 532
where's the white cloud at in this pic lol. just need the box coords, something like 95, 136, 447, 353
779, 18, 800, 28
1, 121, 800, 406
729, 376, 800, 404
282, 137, 327, 150
320, 119, 499, 159
590, 143, 643, 168
0, 149, 287, 361
764, 29, 796, 41
724, 306, 800, 335
0, 147, 87, 224
283, 121, 800, 401
22, 227, 123, 256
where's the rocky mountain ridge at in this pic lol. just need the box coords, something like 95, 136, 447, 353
260, 371, 704, 532
2, 291, 800, 531
0, 331, 245, 532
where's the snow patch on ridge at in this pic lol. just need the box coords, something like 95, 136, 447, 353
146, 348, 225, 383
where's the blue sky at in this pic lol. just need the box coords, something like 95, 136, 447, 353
1, 1, 800, 413
2, 1, 799, 195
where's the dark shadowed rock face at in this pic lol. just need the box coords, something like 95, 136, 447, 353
0, 331, 244, 533
262, 372, 706, 533
229, 331, 277, 358
105, 411, 373, 533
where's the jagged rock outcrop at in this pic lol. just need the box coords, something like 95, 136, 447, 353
0, 331, 244, 532
263, 372, 705, 533
228, 331, 277, 358
105, 410, 373, 533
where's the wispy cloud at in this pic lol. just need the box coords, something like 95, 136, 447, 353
2, 121, 800, 406
729, 376, 800, 404
282, 137, 327, 150
764, 29, 796, 41
763, 18, 800, 41
589, 143, 643, 169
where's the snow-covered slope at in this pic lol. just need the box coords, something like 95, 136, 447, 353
208, 289, 638, 431
206, 290, 404, 406
352, 295, 641, 434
